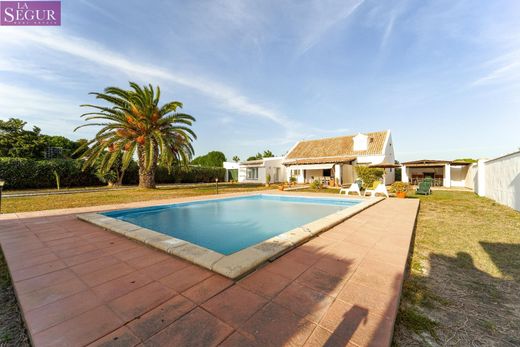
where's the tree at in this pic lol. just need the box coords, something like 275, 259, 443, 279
246, 149, 274, 161
262, 150, 274, 158
191, 151, 226, 167
0, 118, 46, 158
75, 82, 196, 189
232, 155, 240, 162
41, 135, 87, 158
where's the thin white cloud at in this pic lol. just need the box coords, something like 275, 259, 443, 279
380, 12, 397, 49
471, 56, 520, 86
296, 0, 365, 57
0, 27, 291, 128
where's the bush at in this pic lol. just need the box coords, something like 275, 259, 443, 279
391, 181, 410, 193
354, 166, 384, 189
0, 158, 226, 189
0, 157, 101, 189
310, 180, 323, 189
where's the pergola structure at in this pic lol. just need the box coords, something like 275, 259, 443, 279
401, 159, 474, 187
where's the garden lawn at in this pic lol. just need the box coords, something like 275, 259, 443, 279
394, 191, 520, 346
1, 183, 270, 214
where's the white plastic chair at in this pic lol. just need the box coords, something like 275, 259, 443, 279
364, 183, 389, 198
339, 182, 361, 196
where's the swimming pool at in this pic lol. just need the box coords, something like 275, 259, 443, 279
79, 193, 381, 278
103, 194, 360, 255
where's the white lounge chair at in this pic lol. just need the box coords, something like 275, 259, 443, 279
339, 182, 361, 196
364, 182, 389, 198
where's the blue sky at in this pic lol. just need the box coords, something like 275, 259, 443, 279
0, 0, 519, 161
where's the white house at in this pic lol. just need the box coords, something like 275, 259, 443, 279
224, 157, 286, 184
283, 130, 396, 185
224, 130, 395, 185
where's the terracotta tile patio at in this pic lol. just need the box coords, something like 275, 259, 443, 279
0, 194, 419, 347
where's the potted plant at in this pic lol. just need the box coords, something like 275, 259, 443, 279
289, 176, 297, 186
265, 174, 271, 187
391, 182, 409, 198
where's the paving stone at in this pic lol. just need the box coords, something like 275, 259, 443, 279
240, 302, 316, 346
144, 307, 233, 346
238, 268, 291, 299
182, 274, 233, 304
202, 285, 268, 329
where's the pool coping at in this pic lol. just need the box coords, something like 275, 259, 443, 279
77, 194, 384, 279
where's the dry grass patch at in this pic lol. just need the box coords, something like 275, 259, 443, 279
2, 183, 270, 213
393, 191, 520, 346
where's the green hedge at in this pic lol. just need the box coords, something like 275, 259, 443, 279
0, 158, 101, 189
0, 158, 226, 189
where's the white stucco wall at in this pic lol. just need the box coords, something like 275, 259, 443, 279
464, 164, 478, 190
450, 165, 470, 187
483, 151, 520, 212
237, 157, 285, 184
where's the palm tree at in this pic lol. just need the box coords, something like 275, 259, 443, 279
75, 82, 196, 189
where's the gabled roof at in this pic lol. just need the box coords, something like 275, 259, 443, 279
285, 130, 389, 161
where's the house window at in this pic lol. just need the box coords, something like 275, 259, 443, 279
246, 168, 258, 180
323, 169, 331, 177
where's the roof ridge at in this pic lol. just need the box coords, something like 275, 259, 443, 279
296, 129, 388, 143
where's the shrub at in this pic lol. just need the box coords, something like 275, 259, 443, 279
310, 180, 322, 189
0, 158, 226, 189
0, 158, 102, 189
391, 181, 410, 193
354, 166, 384, 189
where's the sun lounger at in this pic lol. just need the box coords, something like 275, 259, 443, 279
416, 181, 432, 195
339, 182, 361, 196
364, 181, 389, 198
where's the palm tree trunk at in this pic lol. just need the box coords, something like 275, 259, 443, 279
137, 145, 157, 189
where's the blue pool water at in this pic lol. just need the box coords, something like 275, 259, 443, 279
103, 194, 360, 255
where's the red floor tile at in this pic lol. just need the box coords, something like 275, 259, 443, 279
219, 332, 259, 347
9, 252, 59, 271
15, 268, 77, 295
80, 262, 135, 287
238, 268, 291, 299
296, 266, 347, 297
273, 281, 334, 323
18, 277, 87, 311
202, 285, 268, 329
32, 305, 123, 347
137, 257, 190, 281
182, 275, 233, 304
127, 295, 196, 340
11, 259, 67, 282
86, 326, 141, 347
240, 302, 316, 346
92, 271, 153, 302
145, 307, 233, 346
264, 257, 310, 280
25, 290, 102, 334
70, 255, 120, 276
304, 326, 359, 347
159, 264, 213, 293
337, 281, 399, 319
108, 281, 176, 322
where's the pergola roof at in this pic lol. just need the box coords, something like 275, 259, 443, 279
402, 159, 473, 167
